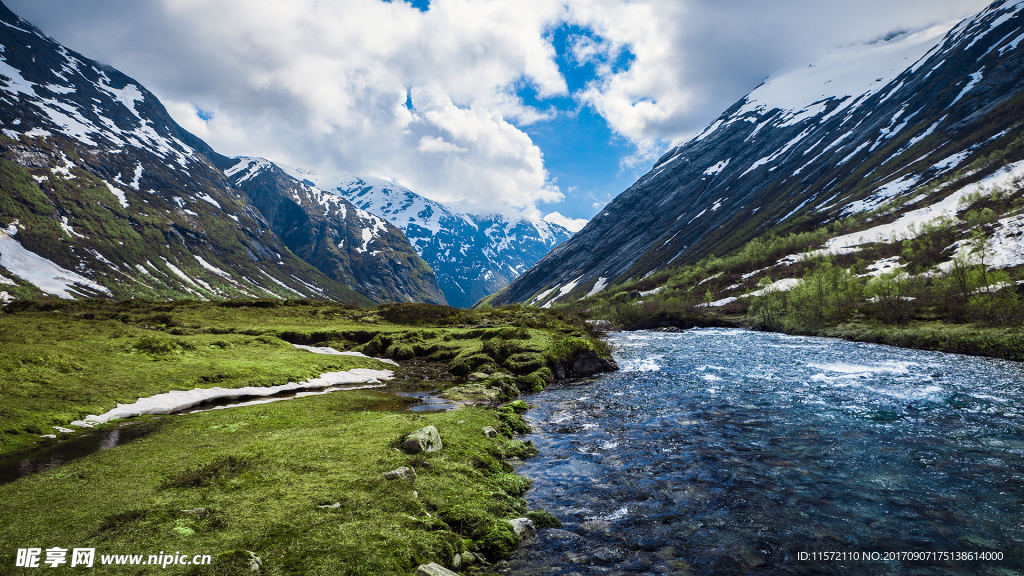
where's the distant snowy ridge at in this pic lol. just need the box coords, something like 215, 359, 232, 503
276, 165, 573, 308
224, 158, 447, 305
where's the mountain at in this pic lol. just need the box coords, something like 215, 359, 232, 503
493, 0, 1024, 307
0, 1, 440, 304
224, 158, 446, 304
276, 168, 572, 308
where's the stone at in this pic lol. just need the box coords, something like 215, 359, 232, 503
482, 426, 498, 438
415, 563, 458, 576
468, 372, 489, 381
451, 553, 462, 570
509, 517, 537, 541
460, 551, 478, 565
403, 426, 443, 454
552, 351, 620, 381
384, 466, 417, 482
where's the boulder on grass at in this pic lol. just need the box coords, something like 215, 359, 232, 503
383, 467, 417, 482
482, 426, 498, 438
403, 426, 443, 454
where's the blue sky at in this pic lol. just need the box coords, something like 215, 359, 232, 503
5, 0, 992, 231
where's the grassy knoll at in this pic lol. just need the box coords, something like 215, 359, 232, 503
0, 299, 606, 575
0, 299, 609, 455
0, 388, 538, 575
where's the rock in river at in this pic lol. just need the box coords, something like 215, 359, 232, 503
509, 517, 537, 541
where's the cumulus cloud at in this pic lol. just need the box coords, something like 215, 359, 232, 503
544, 211, 589, 233
564, 0, 991, 156
6, 0, 992, 218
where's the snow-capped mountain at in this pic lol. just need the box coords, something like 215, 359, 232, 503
278, 168, 572, 308
224, 158, 446, 304
0, 1, 441, 304
494, 0, 1024, 306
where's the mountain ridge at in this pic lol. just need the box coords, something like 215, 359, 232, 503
275, 166, 573, 308
0, 0, 441, 304
493, 0, 1024, 307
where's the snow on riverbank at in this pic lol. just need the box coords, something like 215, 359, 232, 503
293, 344, 400, 366
69, 368, 394, 426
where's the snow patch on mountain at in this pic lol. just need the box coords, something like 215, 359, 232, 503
0, 229, 110, 298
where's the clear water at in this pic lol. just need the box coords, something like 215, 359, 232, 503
508, 329, 1024, 575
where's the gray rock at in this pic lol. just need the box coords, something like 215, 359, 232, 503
384, 466, 417, 482
509, 517, 537, 541
415, 563, 458, 576
460, 551, 478, 565
551, 351, 620, 381
468, 372, 489, 381
482, 426, 498, 438
243, 551, 262, 574
451, 553, 462, 570
403, 426, 443, 454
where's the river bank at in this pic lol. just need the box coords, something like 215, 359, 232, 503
0, 299, 615, 575
610, 309, 1024, 363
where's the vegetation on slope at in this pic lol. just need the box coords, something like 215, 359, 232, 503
557, 166, 1024, 361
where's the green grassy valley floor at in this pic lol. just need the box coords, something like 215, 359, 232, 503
0, 300, 604, 575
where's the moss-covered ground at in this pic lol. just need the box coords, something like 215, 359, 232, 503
0, 299, 610, 575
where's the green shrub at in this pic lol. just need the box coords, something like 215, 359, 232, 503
506, 400, 529, 414
515, 373, 545, 393
544, 336, 594, 365
354, 333, 393, 356
384, 343, 415, 360
482, 338, 526, 362
131, 336, 195, 355
526, 510, 562, 529
492, 474, 530, 496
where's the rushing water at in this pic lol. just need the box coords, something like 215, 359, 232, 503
509, 329, 1024, 575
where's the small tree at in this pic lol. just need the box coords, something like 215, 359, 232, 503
750, 276, 787, 330
868, 268, 917, 324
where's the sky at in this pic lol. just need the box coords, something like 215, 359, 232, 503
5, 0, 992, 232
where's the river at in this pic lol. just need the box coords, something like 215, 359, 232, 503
508, 328, 1024, 575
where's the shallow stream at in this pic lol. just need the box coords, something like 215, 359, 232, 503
509, 328, 1024, 575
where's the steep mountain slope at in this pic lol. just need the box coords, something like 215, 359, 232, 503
224, 158, 446, 304
278, 168, 572, 308
495, 0, 1024, 306
0, 1, 441, 304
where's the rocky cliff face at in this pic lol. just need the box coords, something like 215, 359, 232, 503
279, 170, 572, 308
494, 0, 1024, 306
225, 158, 446, 304
0, 1, 441, 304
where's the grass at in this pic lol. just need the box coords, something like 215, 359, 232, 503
0, 299, 610, 575
0, 389, 538, 575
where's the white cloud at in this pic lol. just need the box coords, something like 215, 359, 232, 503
544, 211, 589, 233
8, 0, 993, 219
563, 0, 991, 153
